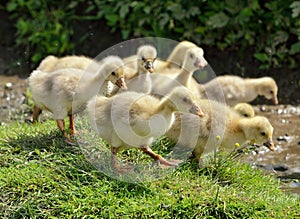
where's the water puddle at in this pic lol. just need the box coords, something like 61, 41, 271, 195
244, 104, 300, 195
0, 75, 31, 123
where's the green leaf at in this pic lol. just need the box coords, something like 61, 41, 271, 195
96, 10, 105, 18
31, 53, 42, 63
290, 42, 300, 54
35, 148, 41, 156
16, 19, 29, 35
207, 12, 229, 28
258, 64, 270, 70
272, 31, 289, 47
167, 3, 185, 20
225, 0, 242, 14
121, 29, 130, 39
290, 1, 300, 18
159, 13, 170, 28
119, 4, 129, 18
254, 53, 269, 62
174, 27, 184, 33
189, 6, 200, 16
238, 7, 252, 24
143, 6, 151, 15
195, 26, 205, 34
67, 1, 79, 10
6, 2, 18, 12
105, 14, 119, 26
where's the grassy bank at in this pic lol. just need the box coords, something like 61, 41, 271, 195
0, 120, 299, 218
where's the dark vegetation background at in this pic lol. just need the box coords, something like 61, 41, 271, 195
0, 0, 299, 104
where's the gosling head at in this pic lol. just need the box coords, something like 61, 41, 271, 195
234, 103, 255, 118
257, 77, 278, 105
101, 56, 127, 90
137, 45, 157, 73
167, 86, 204, 117
182, 47, 208, 71
242, 116, 275, 151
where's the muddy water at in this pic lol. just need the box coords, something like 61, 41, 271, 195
0, 75, 30, 123
1, 76, 299, 194
245, 105, 300, 195
0, 75, 31, 123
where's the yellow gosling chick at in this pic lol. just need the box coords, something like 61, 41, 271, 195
28, 56, 127, 142
155, 40, 199, 71
117, 45, 157, 94
87, 86, 204, 172
233, 103, 255, 118
37, 55, 93, 72
200, 75, 279, 106
122, 40, 207, 74
166, 99, 275, 167
33, 55, 106, 121
36, 55, 59, 72
151, 47, 207, 97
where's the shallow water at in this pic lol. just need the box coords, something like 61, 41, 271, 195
0, 75, 31, 123
1, 76, 299, 194
244, 104, 300, 195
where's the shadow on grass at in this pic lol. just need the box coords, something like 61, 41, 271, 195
1, 127, 153, 195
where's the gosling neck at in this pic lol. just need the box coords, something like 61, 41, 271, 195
154, 97, 176, 115
79, 70, 110, 97
153, 97, 176, 128
175, 59, 198, 87
137, 72, 152, 93
137, 60, 149, 75
175, 68, 193, 87
244, 78, 262, 102
237, 117, 253, 144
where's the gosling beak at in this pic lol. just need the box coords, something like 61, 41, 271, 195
189, 103, 204, 117
263, 139, 275, 151
115, 77, 127, 90
144, 60, 154, 73
194, 57, 207, 69
272, 96, 278, 105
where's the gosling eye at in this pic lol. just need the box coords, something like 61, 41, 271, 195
261, 131, 266, 136
190, 53, 194, 59
111, 71, 116, 76
183, 97, 188, 103
243, 114, 249, 117
270, 90, 274, 94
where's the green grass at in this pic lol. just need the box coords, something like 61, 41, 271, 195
0, 119, 299, 218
